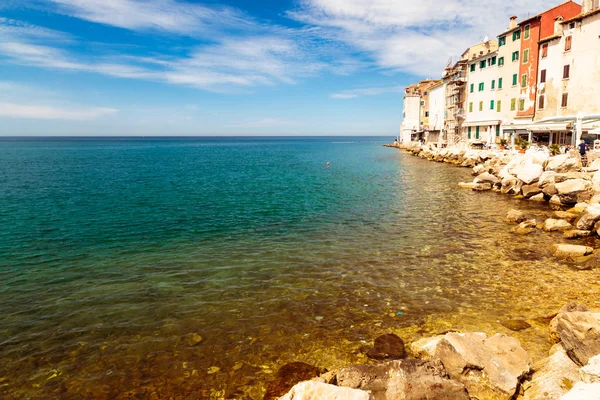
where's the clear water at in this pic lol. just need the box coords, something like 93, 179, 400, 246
1, 137, 600, 399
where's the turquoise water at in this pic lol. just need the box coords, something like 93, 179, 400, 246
2, 137, 600, 399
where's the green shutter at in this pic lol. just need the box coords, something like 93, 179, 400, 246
468, 127, 472, 139
524, 25, 530, 39
491, 80, 495, 90
523, 49, 528, 63
499, 57, 504, 66
490, 100, 495, 110
476, 126, 480, 139
470, 84, 474, 93
521, 74, 527, 88
496, 125, 500, 136
470, 64, 475, 72
498, 78, 503, 89
512, 74, 517, 86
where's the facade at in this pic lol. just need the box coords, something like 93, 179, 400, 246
443, 60, 468, 146
400, 84, 421, 143
426, 81, 446, 144
417, 79, 442, 139
533, 0, 600, 144
463, 41, 500, 143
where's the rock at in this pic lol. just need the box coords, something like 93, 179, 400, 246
522, 183, 542, 198
501, 319, 532, 332
556, 311, 600, 366
544, 219, 573, 232
506, 209, 528, 224
512, 220, 538, 235
560, 382, 600, 399
264, 362, 327, 400
554, 211, 579, 222
530, 193, 546, 202
186, 333, 204, 346
575, 204, 600, 230
433, 332, 532, 399
576, 253, 600, 270
555, 172, 592, 183
408, 335, 444, 358
366, 333, 406, 360
581, 354, 600, 384
590, 194, 600, 204
539, 171, 558, 188
555, 179, 594, 204
521, 344, 580, 400
472, 182, 492, 191
586, 158, 600, 172
544, 184, 559, 197
279, 381, 372, 400
571, 203, 590, 214
563, 230, 592, 239
552, 244, 594, 260
545, 154, 582, 173
516, 161, 544, 184
549, 304, 591, 344
550, 195, 563, 206
501, 177, 522, 195
474, 172, 500, 186
458, 182, 476, 189
472, 164, 486, 176
336, 359, 469, 400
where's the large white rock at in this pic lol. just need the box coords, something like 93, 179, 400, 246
522, 344, 580, 400
586, 158, 600, 172
543, 219, 573, 232
515, 161, 544, 184
581, 354, 600, 384
539, 171, 558, 188
575, 204, 600, 230
560, 382, 600, 400
546, 154, 582, 173
279, 381, 372, 400
555, 179, 594, 204
552, 244, 594, 259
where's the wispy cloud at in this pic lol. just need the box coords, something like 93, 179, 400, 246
0, 17, 71, 41
330, 85, 403, 99
0, 103, 117, 120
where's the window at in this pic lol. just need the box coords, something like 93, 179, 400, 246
468, 126, 472, 139
524, 24, 530, 39
424, 91, 428, 96
469, 102, 473, 112
479, 82, 484, 91
562, 93, 568, 108
519, 99, 525, 111
470, 64, 476, 72
569, 22, 576, 29
512, 51, 519, 62
521, 74, 527, 88
496, 125, 501, 136
512, 74, 518, 86
538, 95, 545, 109
425, 111, 429, 117
513, 30, 521, 41
479, 101, 483, 111
470, 83, 474, 93
491, 56, 497, 65
511, 98, 516, 111
491, 80, 495, 90
498, 56, 505, 66
498, 77, 503, 89
523, 49, 529, 63
540, 69, 547, 83
420, 101, 425, 106
542, 43, 548, 58
565, 35, 572, 51
563, 64, 570, 79
480, 60, 486, 69
475, 126, 480, 139
497, 100, 502, 112
499, 36, 507, 46
490, 100, 495, 110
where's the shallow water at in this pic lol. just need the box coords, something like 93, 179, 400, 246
1, 137, 600, 399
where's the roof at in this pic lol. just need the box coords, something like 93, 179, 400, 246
539, 34, 562, 44
497, 26, 520, 37
518, 0, 578, 25
563, 7, 600, 23
467, 50, 499, 63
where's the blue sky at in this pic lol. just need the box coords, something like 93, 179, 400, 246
0, 0, 558, 135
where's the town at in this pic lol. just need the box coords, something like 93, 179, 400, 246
401, 0, 600, 150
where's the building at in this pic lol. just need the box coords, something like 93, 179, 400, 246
400, 84, 421, 143
443, 60, 468, 146
532, 0, 600, 144
426, 81, 447, 144
462, 40, 500, 144
416, 79, 443, 140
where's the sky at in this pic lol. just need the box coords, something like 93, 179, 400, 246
0, 0, 561, 136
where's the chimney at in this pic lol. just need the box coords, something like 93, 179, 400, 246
554, 16, 564, 35
509, 16, 518, 29
582, 0, 592, 13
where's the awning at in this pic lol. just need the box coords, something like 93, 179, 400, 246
527, 122, 570, 132
462, 120, 501, 127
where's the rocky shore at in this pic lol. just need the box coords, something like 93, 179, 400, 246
272, 303, 600, 399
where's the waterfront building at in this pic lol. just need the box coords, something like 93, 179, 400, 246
533, 0, 600, 144
426, 81, 447, 145
462, 40, 500, 144
442, 60, 468, 146
401, 84, 421, 143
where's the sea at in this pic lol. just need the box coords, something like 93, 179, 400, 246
1, 136, 600, 399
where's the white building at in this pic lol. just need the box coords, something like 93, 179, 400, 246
463, 46, 501, 144
400, 85, 421, 143
426, 81, 446, 144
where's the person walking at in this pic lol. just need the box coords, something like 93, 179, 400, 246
579, 140, 587, 156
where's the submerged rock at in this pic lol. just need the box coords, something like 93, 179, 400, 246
543, 219, 573, 232
512, 220, 537, 235
563, 230, 592, 239
552, 244, 594, 260
501, 319, 532, 332
280, 381, 372, 400
264, 362, 326, 400
366, 333, 406, 360
506, 209, 528, 224
554, 211, 578, 222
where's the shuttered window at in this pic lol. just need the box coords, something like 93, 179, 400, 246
512, 74, 518, 86
542, 43, 548, 58
519, 99, 525, 111
540, 69, 546, 83
511, 98, 516, 111
538, 95, 545, 110
523, 49, 529, 63
565, 36, 572, 51
497, 100, 502, 112
562, 93, 568, 108
521, 74, 527, 88
524, 25, 530, 39
498, 78, 503, 89
563, 65, 570, 79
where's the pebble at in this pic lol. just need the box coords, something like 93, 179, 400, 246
207, 366, 220, 374
315, 316, 324, 321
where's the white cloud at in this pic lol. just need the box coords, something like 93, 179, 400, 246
289, 0, 552, 76
0, 17, 71, 41
0, 103, 117, 120
330, 85, 403, 99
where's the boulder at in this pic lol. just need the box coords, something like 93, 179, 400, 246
336, 359, 469, 400
279, 381, 372, 400
472, 182, 492, 191
433, 332, 531, 399
581, 354, 600, 384
589, 194, 600, 204
539, 171, 558, 188
554, 211, 579, 222
506, 209, 528, 224
458, 182, 476, 189
366, 333, 406, 360
516, 161, 544, 184
501, 177, 522, 195
474, 172, 500, 186
512, 220, 537, 235
472, 164, 486, 176
555, 179, 594, 204
522, 183, 542, 198
550, 195, 563, 206
555, 172, 592, 183
543, 184, 559, 197
408, 335, 444, 359
530, 193, 546, 202
575, 204, 600, 230
545, 154, 582, 173
571, 203, 590, 214
522, 344, 580, 400
586, 158, 600, 172
563, 230, 592, 239
264, 362, 327, 400
556, 311, 600, 366
543, 219, 573, 232
560, 382, 600, 400
552, 244, 594, 260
